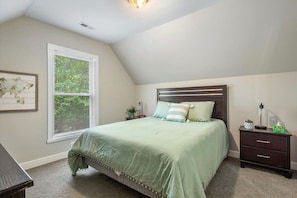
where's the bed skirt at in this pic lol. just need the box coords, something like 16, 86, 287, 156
84, 157, 162, 198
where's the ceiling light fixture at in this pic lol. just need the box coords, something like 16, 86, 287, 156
128, 0, 149, 8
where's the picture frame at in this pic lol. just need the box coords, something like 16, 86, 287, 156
0, 70, 38, 112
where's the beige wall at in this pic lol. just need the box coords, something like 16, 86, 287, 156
1, 16, 296, 170
0, 17, 136, 164
136, 72, 297, 166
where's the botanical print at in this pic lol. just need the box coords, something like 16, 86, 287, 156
0, 71, 37, 112
0, 76, 33, 104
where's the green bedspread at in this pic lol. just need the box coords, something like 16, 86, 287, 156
68, 117, 229, 198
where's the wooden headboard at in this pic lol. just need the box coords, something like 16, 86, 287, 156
157, 85, 228, 126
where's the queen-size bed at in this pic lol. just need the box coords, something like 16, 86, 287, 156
68, 85, 229, 198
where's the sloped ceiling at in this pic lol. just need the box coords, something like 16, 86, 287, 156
112, 0, 297, 84
0, 0, 219, 44
1, 0, 297, 85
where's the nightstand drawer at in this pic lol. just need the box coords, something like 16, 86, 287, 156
241, 146, 289, 169
241, 132, 288, 152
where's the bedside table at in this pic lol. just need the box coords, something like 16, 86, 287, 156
126, 115, 146, 120
239, 126, 293, 178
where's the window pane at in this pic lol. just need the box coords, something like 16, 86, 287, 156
55, 55, 89, 93
54, 96, 89, 133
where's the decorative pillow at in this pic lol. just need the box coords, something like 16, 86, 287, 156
166, 103, 190, 122
153, 101, 170, 118
185, 101, 215, 122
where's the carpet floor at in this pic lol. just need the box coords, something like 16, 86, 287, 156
26, 157, 296, 198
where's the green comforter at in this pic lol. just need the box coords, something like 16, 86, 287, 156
68, 117, 229, 198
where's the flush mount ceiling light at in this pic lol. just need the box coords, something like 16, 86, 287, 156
128, 0, 149, 8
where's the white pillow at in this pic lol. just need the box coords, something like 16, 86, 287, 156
166, 103, 190, 122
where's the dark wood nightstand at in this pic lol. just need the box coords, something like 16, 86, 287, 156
239, 126, 293, 178
126, 115, 146, 120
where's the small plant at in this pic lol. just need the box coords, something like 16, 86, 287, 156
244, 119, 254, 129
126, 106, 136, 119
126, 106, 136, 114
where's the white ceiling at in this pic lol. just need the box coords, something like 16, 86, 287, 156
1, 0, 296, 85
0, 0, 219, 44
112, 0, 297, 84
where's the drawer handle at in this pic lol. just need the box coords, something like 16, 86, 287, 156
257, 154, 270, 159
256, 140, 270, 144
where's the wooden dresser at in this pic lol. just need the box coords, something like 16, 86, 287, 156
0, 144, 33, 197
239, 126, 293, 178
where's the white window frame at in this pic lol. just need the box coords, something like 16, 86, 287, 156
47, 43, 99, 143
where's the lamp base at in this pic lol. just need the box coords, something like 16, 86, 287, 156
255, 125, 267, 130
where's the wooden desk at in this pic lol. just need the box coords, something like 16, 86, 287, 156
0, 144, 33, 198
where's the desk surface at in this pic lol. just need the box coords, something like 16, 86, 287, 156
0, 144, 33, 197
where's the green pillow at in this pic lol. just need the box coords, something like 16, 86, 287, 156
153, 101, 170, 118
166, 103, 190, 122
186, 101, 215, 122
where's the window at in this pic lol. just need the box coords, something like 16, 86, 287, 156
47, 44, 99, 143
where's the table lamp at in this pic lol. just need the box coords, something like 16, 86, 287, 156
255, 103, 267, 129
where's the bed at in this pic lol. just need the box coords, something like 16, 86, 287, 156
68, 85, 228, 198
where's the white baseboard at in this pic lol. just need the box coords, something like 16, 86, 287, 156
228, 149, 297, 171
228, 149, 240, 158
291, 161, 297, 171
20, 151, 68, 170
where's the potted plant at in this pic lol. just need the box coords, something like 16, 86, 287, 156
244, 119, 254, 129
126, 106, 136, 119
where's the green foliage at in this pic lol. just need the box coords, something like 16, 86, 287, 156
245, 119, 253, 123
54, 55, 90, 133
55, 55, 89, 93
126, 106, 136, 114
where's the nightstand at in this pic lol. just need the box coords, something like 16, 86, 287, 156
239, 126, 293, 178
126, 115, 146, 120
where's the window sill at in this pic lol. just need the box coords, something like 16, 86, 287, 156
47, 132, 82, 144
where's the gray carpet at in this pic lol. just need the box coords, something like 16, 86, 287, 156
26, 157, 297, 198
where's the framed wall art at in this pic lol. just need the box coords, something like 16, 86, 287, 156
0, 70, 38, 112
